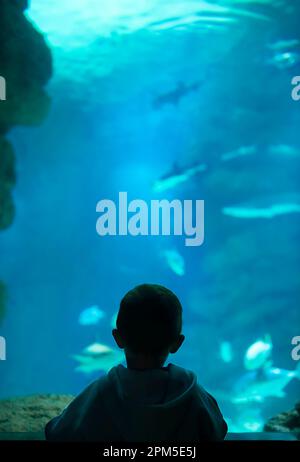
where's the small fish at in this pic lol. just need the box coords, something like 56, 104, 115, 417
78, 305, 106, 326
232, 363, 300, 404
221, 145, 257, 162
267, 51, 300, 70
153, 162, 207, 193
162, 248, 185, 276
229, 409, 264, 433
220, 341, 233, 363
72, 342, 124, 374
244, 335, 273, 371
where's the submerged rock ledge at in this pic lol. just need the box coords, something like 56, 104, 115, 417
0, 394, 299, 441
0, 394, 74, 433
264, 401, 300, 439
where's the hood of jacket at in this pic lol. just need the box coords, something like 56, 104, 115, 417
104, 363, 199, 441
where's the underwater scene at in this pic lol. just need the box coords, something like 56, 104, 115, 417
0, 0, 300, 435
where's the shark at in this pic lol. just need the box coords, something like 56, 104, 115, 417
222, 194, 300, 219
267, 144, 300, 157
221, 145, 257, 162
232, 363, 300, 404
153, 81, 201, 109
78, 305, 106, 326
267, 39, 300, 52
153, 162, 207, 193
161, 248, 185, 276
72, 343, 124, 374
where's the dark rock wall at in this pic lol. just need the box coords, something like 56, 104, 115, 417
0, 0, 52, 322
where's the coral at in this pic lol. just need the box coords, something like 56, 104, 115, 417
264, 402, 300, 439
0, 0, 52, 323
0, 394, 74, 434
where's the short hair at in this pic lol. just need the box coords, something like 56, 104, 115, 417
116, 284, 182, 355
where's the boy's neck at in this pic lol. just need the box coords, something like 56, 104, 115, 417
125, 353, 167, 370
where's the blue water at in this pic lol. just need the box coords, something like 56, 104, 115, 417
0, 0, 300, 433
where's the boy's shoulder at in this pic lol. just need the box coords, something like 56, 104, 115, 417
167, 362, 196, 379
168, 364, 221, 405
85, 374, 110, 393
76, 374, 111, 405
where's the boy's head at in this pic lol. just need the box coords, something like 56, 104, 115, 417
113, 284, 184, 366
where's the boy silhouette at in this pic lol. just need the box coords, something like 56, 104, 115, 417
45, 284, 227, 441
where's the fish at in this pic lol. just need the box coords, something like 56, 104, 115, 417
220, 341, 233, 363
153, 162, 207, 193
244, 335, 273, 370
232, 363, 300, 404
152, 57, 221, 112
267, 144, 300, 157
222, 195, 300, 219
219, 143, 300, 164
82, 343, 112, 355
161, 248, 185, 276
72, 342, 124, 374
267, 51, 300, 70
78, 305, 106, 326
221, 145, 257, 162
153, 81, 200, 109
267, 39, 300, 52
226, 409, 264, 433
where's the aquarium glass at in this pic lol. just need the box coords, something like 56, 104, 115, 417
0, 0, 300, 434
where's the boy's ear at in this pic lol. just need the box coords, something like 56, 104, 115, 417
112, 329, 125, 349
169, 334, 185, 353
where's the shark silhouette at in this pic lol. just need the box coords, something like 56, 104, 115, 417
153, 161, 207, 192
153, 81, 200, 109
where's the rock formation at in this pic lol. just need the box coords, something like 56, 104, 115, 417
0, 0, 52, 322
264, 401, 300, 439
0, 394, 73, 434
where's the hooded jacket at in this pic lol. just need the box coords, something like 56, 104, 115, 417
45, 363, 227, 442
